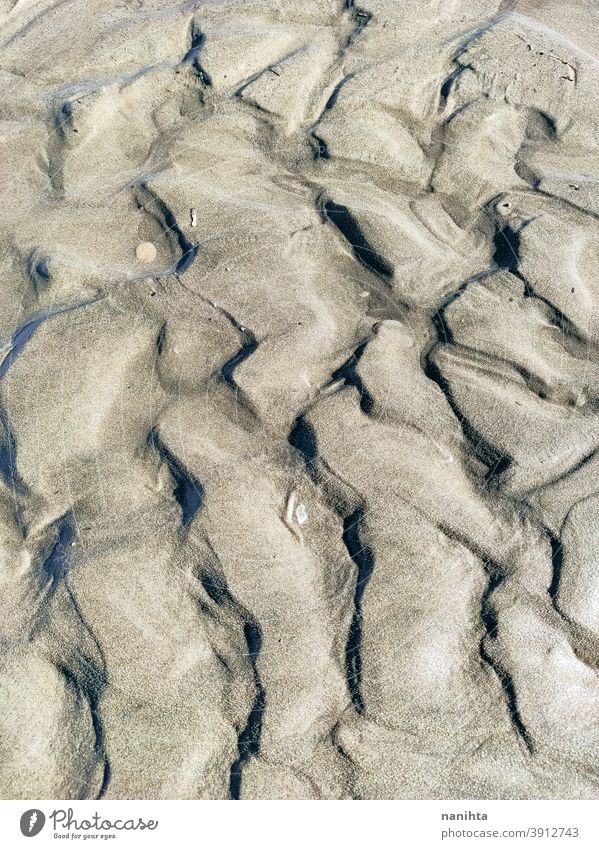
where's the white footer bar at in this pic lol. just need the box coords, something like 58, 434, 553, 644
0, 799, 596, 849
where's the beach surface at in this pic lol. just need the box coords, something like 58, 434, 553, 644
0, 0, 598, 799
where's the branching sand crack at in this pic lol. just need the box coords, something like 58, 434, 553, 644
317, 193, 394, 281
63, 581, 111, 800
329, 339, 374, 415
147, 429, 204, 529
342, 508, 374, 715
196, 565, 264, 801
182, 22, 212, 86
478, 562, 535, 754
133, 183, 199, 275
423, 345, 513, 487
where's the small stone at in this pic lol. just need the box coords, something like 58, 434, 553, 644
135, 242, 157, 263
295, 503, 308, 526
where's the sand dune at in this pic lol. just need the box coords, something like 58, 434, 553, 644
0, 0, 598, 799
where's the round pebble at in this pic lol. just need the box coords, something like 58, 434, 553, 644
135, 242, 157, 263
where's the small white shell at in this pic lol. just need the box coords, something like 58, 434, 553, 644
295, 503, 308, 526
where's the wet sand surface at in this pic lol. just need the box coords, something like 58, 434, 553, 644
0, 0, 598, 799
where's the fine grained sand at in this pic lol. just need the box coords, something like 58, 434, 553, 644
0, 0, 598, 800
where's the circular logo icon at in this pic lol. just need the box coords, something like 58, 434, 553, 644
20, 810, 45, 837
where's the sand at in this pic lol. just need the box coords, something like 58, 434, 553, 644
0, 0, 598, 800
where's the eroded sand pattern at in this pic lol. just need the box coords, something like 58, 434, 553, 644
0, 0, 598, 800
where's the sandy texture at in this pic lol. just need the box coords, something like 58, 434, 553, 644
0, 0, 598, 800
